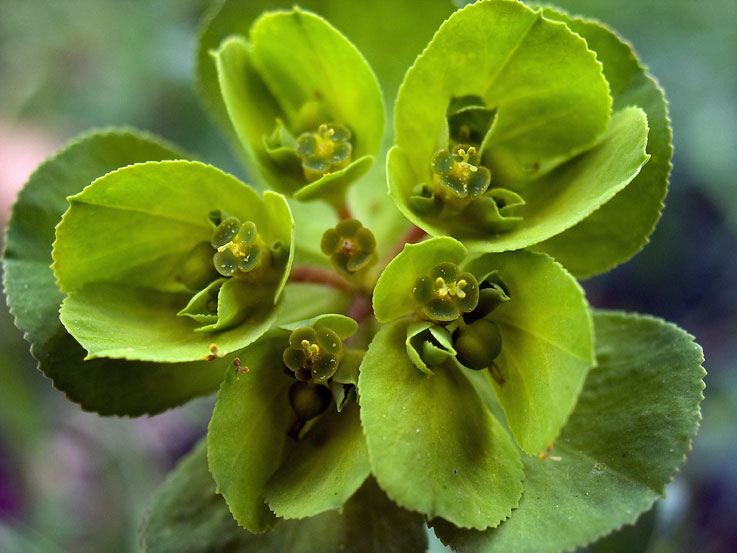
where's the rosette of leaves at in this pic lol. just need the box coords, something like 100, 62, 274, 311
1, 1, 706, 552
212, 6, 384, 207
388, 0, 671, 278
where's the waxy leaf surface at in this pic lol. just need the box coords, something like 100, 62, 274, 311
53, 161, 294, 362
389, 106, 649, 253
464, 251, 594, 454
434, 310, 705, 553
532, 9, 673, 277
392, 0, 610, 188
143, 439, 427, 553
214, 8, 383, 202
196, 0, 452, 141
372, 236, 467, 323
265, 402, 370, 519
2, 129, 229, 415
359, 319, 524, 530
207, 339, 293, 533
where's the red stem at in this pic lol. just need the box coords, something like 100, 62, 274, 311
290, 265, 351, 291
337, 202, 353, 220
347, 295, 372, 323
389, 225, 427, 258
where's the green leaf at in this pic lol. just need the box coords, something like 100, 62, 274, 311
1, 128, 229, 416
141, 440, 254, 553
289, 198, 339, 267
463, 251, 594, 454
196, 0, 453, 142
143, 439, 427, 553
433, 310, 705, 553
391, 0, 611, 199
278, 312, 358, 339
359, 319, 523, 530
265, 401, 370, 519
272, 283, 352, 332
53, 161, 294, 362
213, 8, 384, 202
406, 320, 457, 375
207, 339, 293, 533
531, 10, 673, 277
372, 236, 467, 323
389, 106, 649, 253
196, 0, 453, 260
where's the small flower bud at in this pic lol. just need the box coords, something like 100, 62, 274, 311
320, 219, 377, 275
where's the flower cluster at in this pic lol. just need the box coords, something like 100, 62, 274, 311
2, 2, 703, 553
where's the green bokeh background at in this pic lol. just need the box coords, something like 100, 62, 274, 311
1, 1, 735, 551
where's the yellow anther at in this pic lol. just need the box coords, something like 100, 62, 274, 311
454, 279, 468, 299
457, 147, 479, 173
301, 339, 321, 357
435, 277, 449, 297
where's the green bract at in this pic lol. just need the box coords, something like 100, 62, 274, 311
530, 7, 673, 277
433, 311, 704, 553
52, 161, 295, 363
388, 0, 658, 276
213, 7, 384, 206
2, 129, 234, 415
208, 329, 369, 532
372, 237, 594, 457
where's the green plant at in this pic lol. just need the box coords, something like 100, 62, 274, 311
2, 1, 704, 552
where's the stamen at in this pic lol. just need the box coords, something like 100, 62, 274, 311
435, 277, 449, 297
454, 279, 467, 299
301, 339, 320, 357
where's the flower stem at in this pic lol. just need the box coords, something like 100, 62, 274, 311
290, 265, 351, 291
389, 225, 426, 258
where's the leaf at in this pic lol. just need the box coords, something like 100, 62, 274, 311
53, 161, 294, 362
358, 319, 524, 530
207, 339, 294, 533
265, 402, 370, 519
213, 8, 384, 202
141, 440, 254, 553
433, 310, 705, 553
196, 0, 453, 259
195, 0, 453, 142
1, 128, 228, 416
463, 251, 594, 454
389, 106, 650, 253
372, 236, 467, 323
143, 439, 427, 553
392, 0, 610, 188
272, 283, 352, 332
531, 9, 673, 278
278, 313, 358, 340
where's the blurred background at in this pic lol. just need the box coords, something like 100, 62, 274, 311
0, 0, 734, 551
